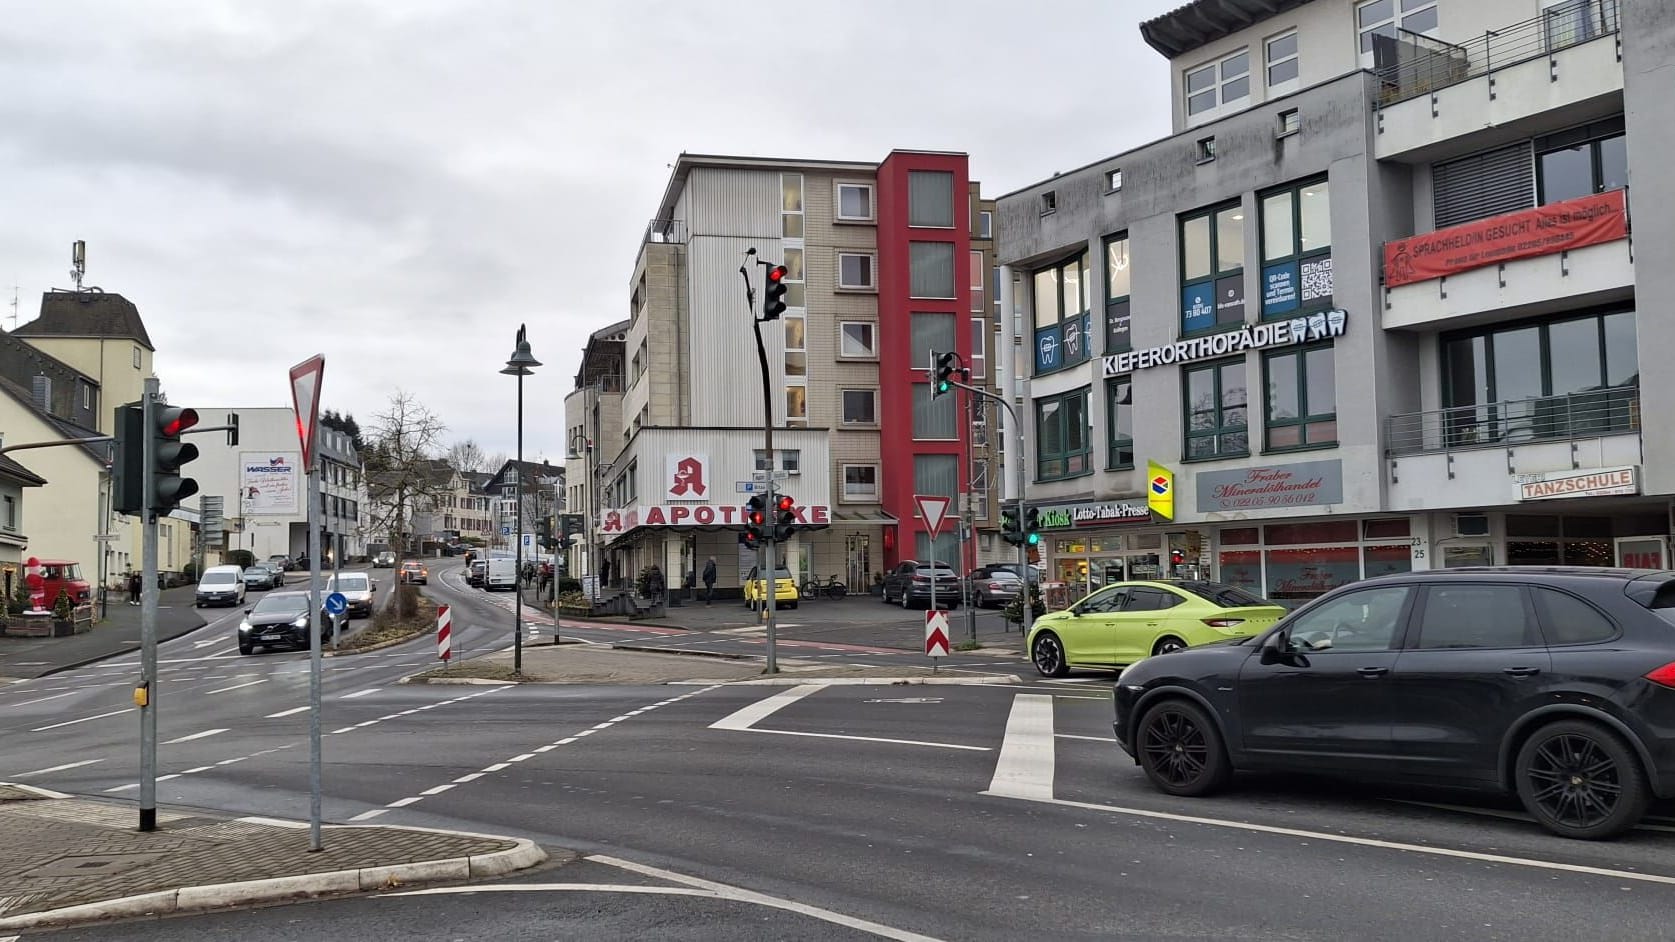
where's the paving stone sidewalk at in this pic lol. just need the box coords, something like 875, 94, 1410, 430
0, 784, 545, 929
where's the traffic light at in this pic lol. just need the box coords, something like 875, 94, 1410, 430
151, 405, 201, 514
1000, 503, 1023, 547
559, 514, 584, 549
773, 494, 796, 542
933, 351, 958, 398
536, 516, 555, 550
111, 402, 145, 516
743, 495, 767, 549
762, 265, 789, 320
1023, 506, 1041, 547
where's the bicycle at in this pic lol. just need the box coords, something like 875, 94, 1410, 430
799, 574, 848, 600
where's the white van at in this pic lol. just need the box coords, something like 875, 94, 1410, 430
196, 565, 247, 608
485, 557, 517, 591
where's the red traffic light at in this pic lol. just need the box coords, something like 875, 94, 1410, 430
776, 495, 794, 512
767, 265, 787, 282
747, 511, 765, 526
160, 407, 200, 438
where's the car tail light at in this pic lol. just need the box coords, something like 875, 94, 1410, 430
1202, 617, 1245, 628
912, 575, 930, 584
1646, 662, 1675, 689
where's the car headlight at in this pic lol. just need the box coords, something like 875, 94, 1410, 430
293, 614, 309, 628
238, 621, 251, 633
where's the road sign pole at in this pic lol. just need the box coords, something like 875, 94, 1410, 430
306, 454, 323, 852
138, 377, 158, 832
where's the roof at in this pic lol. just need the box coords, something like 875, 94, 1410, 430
1140, 0, 1310, 59
0, 454, 47, 487
651, 149, 966, 229
0, 375, 111, 465
484, 459, 562, 493
14, 290, 154, 350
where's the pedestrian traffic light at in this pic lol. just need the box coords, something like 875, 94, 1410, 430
762, 265, 789, 321
933, 351, 958, 398
1023, 506, 1041, 547
151, 405, 200, 514
559, 513, 584, 550
1000, 503, 1024, 546
111, 402, 145, 516
773, 494, 796, 542
743, 494, 767, 548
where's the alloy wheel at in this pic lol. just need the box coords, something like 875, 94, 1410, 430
1140, 708, 1210, 789
1524, 732, 1624, 831
1031, 633, 1066, 677
1154, 637, 1187, 656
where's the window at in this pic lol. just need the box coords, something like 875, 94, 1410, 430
1125, 587, 1185, 611
1196, 136, 1217, 162
781, 247, 805, 309
909, 170, 955, 228
1106, 168, 1124, 192
1415, 585, 1538, 649
1035, 387, 1091, 481
842, 465, 879, 501
1264, 345, 1337, 450
1041, 191, 1057, 215
753, 450, 801, 472
1104, 233, 1132, 354
80, 382, 91, 409
1277, 108, 1300, 135
1108, 377, 1134, 469
1532, 588, 1618, 645
1184, 359, 1249, 459
969, 318, 987, 379
1266, 31, 1299, 88
835, 182, 875, 222
914, 390, 958, 440
1286, 586, 1410, 652
1, 495, 13, 531
910, 242, 956, 298
1358, 0, 1439, 58
781, 173, 804, 239
1181, 203, 1245, 333
841, 389, 877, 425
132, 346, 141, 368
839, 322, 876, 358
1185, 49, 1250, 117
837, 252, 876, 290
1259, 179, 1331, 318
914, 454, 958, 500
1537, 118, 1627, 205
978, 211, 993, 239
910, 313, 957, 370
1032, 250, 1091, 373
970, 250, 985, 313
1433, 143, 1536, 228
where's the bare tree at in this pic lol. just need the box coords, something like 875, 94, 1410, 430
483, 451, 510, 474
446, 438, 488, 474
362, 391, 449, 562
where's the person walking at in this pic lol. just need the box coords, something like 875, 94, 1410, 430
701, 556, 717, 605
127, 571, 141, 606
647, 564, 665, 602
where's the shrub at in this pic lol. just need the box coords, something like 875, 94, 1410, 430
9, 576, 29, 615
53, 589, 74, 621
556, 577, 582, 594
1003, 582, 1046, 625
227, 550, 256, 570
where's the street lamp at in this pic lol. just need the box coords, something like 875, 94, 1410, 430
501, 324, 541, 674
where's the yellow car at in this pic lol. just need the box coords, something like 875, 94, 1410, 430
743, 565, 799, 611
1027, 580, 1285, 677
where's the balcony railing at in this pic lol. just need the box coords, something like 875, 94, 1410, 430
1385, 386, 1639, 456
1373, 0, 1620, 106
642, 217, 686, 245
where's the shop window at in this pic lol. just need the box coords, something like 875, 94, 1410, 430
1184, 359, 1248, 460
1107, 377, 1133, 469
1266, 520, 1359, 544
1035, 387, 1091, 481
1265, 546, 1361, 606
1362, 518, 1411, 539
1263, 344, 1337, 450
1180, 203, 1244, 334
1221, 527, 1260, 546
1258, 179, 1331, 319
1032, 249, 1092, 374
1103, 233, 1131, 354
1363, 544, 1412, 579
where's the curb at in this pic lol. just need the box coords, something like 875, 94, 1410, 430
326, 625, 430, 658
718, 673, 1024, 686
0, 820, 546, 931
608, 643, 749, 661
400, 676, 514, 686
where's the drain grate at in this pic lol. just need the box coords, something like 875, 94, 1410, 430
28, 852, 166, 879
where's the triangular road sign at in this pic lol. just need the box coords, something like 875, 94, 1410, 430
925, 610, 951, 658
289, 354, 325, 467
914, 493, 951, 538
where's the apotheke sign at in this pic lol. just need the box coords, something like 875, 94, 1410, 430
1035, 500, 1152, 530
1102, 309, 1346, 377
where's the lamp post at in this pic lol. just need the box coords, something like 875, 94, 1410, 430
501, 324, 541, 674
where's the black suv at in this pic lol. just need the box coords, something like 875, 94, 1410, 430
882, 560, 962, 609
1113, 567, 1675, 840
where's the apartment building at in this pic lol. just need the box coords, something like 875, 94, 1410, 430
565, 152, 1004, 592
997, 0, 1662, 606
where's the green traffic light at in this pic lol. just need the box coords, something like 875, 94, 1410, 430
1027, 532, 1040, 546
937, 382, 949, 393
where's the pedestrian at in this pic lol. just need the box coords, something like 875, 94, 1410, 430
648, 564, 665, 601
702, 556, 717, 605
600, 559, 611, 590
127, 571, 141, 605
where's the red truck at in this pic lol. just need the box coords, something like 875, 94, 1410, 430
37, 560, 92, 606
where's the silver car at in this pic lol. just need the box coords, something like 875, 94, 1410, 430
324, 572, 376, 619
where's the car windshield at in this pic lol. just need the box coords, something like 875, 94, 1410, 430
243, 568, 267, 576
751, 568, 793, 580
251, 594, 309, 616
918, 566, 955, 575
203, 571, 238, 585
1176, 581, 1272, 608
329, 575, 370, 592
984, 571, 1022, 581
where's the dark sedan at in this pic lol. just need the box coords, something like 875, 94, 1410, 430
1113, 567, 1675, 840
881, 560, 962, 609
966, 569, 1024, 608
237, 592, 341, 655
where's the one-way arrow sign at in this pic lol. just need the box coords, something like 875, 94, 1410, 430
925, 609, 950, 658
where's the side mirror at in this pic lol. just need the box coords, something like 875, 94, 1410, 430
243, 608, 253, 615
1259, 632, 1288, 664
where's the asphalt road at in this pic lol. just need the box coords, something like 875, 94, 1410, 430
7, 558, 1675, 940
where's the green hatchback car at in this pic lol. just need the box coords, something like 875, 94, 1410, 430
1027, 580, 1286, 677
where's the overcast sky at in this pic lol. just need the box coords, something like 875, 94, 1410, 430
0, 0, 1180, 462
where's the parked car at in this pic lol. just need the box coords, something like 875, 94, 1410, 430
743, 566, 798, 610
265, 554, 295, 572
881, 560, 962, 609
265, 563, 286, 587
1113, 567, 1675, 840
467, 559, 487, 587
399, 561, 429, 585
240, 566, 280, 591
972, 562, 1043, 585
1029, 581, 1283, 677
237, 591, 341, 655
324, 572, 375, 618
485, 557, 517, 592
35, 560, 92, 606
373, 552, 396, 568
966, 569, 1025, 608
195, 565, 248, 608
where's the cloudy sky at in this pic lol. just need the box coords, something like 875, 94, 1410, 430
0, 0, 1179, 462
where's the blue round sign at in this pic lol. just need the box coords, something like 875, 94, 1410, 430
324, 592, 348, 616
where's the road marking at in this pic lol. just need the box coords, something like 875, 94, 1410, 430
420, 784, 455, 796
453, 773, 484, 783
266, 706, 310, 718
509, 753, 536, 762
386, 796, 422, 807
348, 809, 388, 822
1386, 798, 1675, 835
103, 783, 140, 792
164, 728, 228, 744
182, 766, 213, 774
331, 726, 356, 734
1055, 733, 1112, 742
709, 684, 822, 731
31, 708, 128, 732
203, 679, 267, 695
9, 691, 78, 707
982, 694, 1056, 801
483, 762, 510, 772
11, 758, 104, 777
341, 688, 381, 699
742, 728, 989, 751
156, 773, 181, 782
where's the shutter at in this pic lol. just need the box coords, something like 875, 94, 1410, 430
1433, 142, 1535, 229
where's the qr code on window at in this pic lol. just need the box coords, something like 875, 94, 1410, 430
1300, 258, 1333, 302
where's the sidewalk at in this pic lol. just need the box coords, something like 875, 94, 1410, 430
0, 783, 547, 931
0, 584, 208, 681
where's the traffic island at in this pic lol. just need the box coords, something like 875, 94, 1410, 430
330, 588, 436, 656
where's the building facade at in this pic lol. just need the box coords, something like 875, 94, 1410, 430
997, 0, 1662, 606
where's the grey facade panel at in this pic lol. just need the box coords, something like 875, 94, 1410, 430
687, 235, 784, 428
688, 168, 783, 239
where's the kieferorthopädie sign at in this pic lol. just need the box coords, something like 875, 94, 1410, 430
1102, 309, 1346, 377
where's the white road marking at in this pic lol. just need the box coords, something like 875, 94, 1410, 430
164, 728, 227, 744
341, 688, 381, 699
11, 758, 104, 777
331, 727, 357, 734
482, 762, 510, 772
203, 679, 267, 695
708, 684, 822, 731
31, 708, 128, 732
386, 796, 422, 807
266, 706, 310, 718
103, 783, 139, 793
739, 728, 990, 751
982, 694, 1056, 801
9, 691, 78, 707
182, 766, 213, 774
156, 773, 181, 782
1056, 733, 1112, 742
348, 809, 388, 822
452, 773, 484, 784
419, 784, 455, 796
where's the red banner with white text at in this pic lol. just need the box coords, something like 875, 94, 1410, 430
1383, 189, 1628, 288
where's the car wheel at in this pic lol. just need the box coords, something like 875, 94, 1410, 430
238, 643, 253, 655
900, 591, 911, 610
1136, 699, 1231, 797
1152, 636, 1188, 657
1030, 631, 1069, 678
1514, 720, 1650, 840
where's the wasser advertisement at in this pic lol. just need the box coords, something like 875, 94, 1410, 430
240, 452, 300, 515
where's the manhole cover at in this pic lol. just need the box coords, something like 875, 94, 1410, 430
30, 852, 166, 878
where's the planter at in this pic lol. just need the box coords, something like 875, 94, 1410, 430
6, 611, 53, 638
557, 605, 592, 618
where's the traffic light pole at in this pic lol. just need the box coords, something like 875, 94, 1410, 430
138, 378, 159, 832
741, 254, 779, 674
941, 375, 1035, 634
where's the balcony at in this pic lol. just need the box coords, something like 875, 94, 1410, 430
642, 217, 686, 245
1386, 386, 1638, 457
1373, 0, 1622, 160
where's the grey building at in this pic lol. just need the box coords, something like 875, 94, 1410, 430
998, 0, 1661, 606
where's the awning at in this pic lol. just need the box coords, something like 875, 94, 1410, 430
599, 510, 896, 548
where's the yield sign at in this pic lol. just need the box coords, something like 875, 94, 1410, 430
914, 493, 951, 538
289, 354, 325, 467
925, 609, 951, 658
